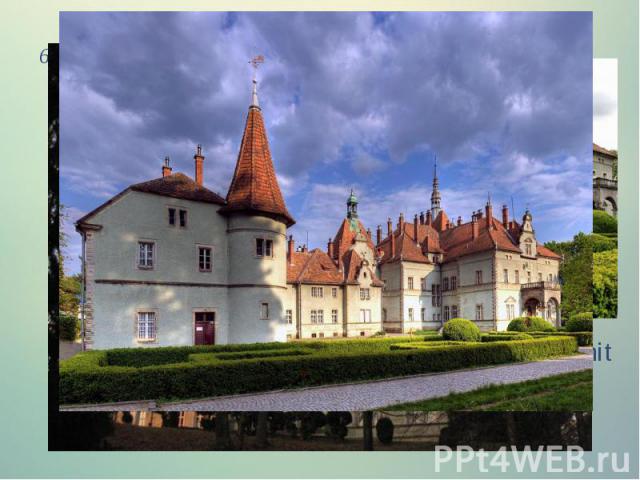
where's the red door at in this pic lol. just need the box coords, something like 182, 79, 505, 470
194, 312, 215, 345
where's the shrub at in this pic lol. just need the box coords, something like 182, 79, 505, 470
591, 233, 617, 253
442, 318, 481, 342
376, 417, 394, 444
507, 316, 555, 333
59, 314, 79, 341
528, 331, 593, 346
481, 333, 533, 342
593, 249, 618, 318
593, 210, 617, 234
566, 312, 593, 332
59, 337, 577, 404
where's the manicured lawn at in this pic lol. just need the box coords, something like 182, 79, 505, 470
387, 369, 592, 412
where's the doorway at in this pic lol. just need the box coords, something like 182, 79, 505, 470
194, 311, 215, 345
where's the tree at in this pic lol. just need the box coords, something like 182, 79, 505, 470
544, 233, 593, 322
593, 249, 617, 318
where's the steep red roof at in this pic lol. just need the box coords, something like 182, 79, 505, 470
288, 249, 343, 285
432, 210, 449, 232
219, 106, 295, 226
593, 143, 617, 158
537, 244, 562, 259
331, 218, 375, 261
342, 249, 385, 287
76, 172, 225, 225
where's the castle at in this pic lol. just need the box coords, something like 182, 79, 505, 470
76, 79, 562, 349
593, 143, 618, 217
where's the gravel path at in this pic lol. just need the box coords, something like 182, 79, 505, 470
157, 353, 592, 412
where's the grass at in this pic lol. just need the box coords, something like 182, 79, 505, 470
387, 369, 592, 412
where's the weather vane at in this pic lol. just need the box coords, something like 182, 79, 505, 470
248, 55, 264, 80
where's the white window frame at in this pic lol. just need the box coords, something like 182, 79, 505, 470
407, 277, 414, 290
197, 245, 213, 272
310, 310, 317, 324
408, 308, 414, 321
331, 309, 338, 323
503, 269, 509, 283
137, 241, 155, 269
285, 309, 293, 324
360, 309, 371, 323
136, 310, 157, 342
475, 270, 483, 285
475, 304, 483, 321
255, 238, 274, 258
359, 288, 370, 301
317, 310, 324, 324
444, 306, 450, 321
311, 286, 324, 298
331, 287, 338, 298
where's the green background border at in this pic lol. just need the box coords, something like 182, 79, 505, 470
0, 0, 637, 477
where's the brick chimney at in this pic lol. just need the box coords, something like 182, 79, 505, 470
194, 144, 204, 185
387, 217, 393, 237
419, 212, 425, 225
413, 214, 419, 243
398, 213, 405, 231
327, 238, 334, 259
457, 216, 462, 226
502, 204, 509, 228
485, 201, 493, 229
426, 211, 432, 226
287, 235, 294, 263
162, 156, 172, 177
472, 214, 479, 239
477, 209, 483, 219
391, 231, 396, 258
376, 225, 382, 245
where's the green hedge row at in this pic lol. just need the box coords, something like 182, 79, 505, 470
59, 337, 578, 404
481, 333, 533, 342
389, 341, 467, 350
190, 348, 313, 362
528, 331, 592, 346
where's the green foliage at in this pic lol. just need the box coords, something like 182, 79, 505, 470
507, 316, 555, 332
566, 312, 593, 332
481, 333, 533, 342
544, 233, 594, 323
59, 337, 578, 404
59, 313, 79, 341
593, 249, 618, 318
593, 210, 617, 234
59, 274, 81, 316
528, 331, 593, 346
591, 233, 617, 253
189, 348, 312, 362
376, 417, 395, 444
442, 318, 481, 342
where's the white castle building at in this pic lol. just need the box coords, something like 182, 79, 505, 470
76, 80, 561, 349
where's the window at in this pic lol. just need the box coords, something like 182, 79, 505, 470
503, 269, 509, 283
260, 302, 269, 320
431, 284, 437, 306
310, 310, 317, 324
360, 288, 370, 300
421, 307, 425, 321
256, 238, 273, 257
198, 246, 212, 272
407, 277, 414, 290
450, 276, 457, 290
524, 239, 533, 256
317, 310, 324, 324
408, 308, 414, 321
475, 304, 483, 321
168, 208, 176, 226
475, 270, 483, 285
507, 304, 515, 320
515, 270, 520, 283
286, 309, 293, 324
538, 272, 543, 282
437, 313, 441, 322
527, 271, 532, 283
444, 306, 450, 321
436, 285, 441, 307
443, 277, 449, 291
332, 287, 338, 298
331, 309, 338, 323
138, 241, 154, 269
451, 305, 458, 318
179, 209, 187, 227
548, 273, 553, 282
137, 312, 156, 341
421, 277, 427, 291
432, 313, 437, 322
360, 309, 371, 323
319, 332, 324, 338
311, 287, 324, 298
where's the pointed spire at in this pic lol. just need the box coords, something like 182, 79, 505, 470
430, 153, 442, 219
251, 79, 260, 108
219, 73, 294, 226
347, 189, 358, 220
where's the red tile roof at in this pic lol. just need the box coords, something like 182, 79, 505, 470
342, 249, 385, 287
536, 244, 562, 259
219, 106, 295, 226
593, 143, 617, 158
288, 249, 344, 285
76, 172, 225, 225
432, 210, 449, 232
331, 218, 375, 261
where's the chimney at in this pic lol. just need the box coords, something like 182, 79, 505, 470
376, 225, 382, 245
477, 209, 483, 219
327, 238, 334, 259
162, 156, 172, 177
366, 228, 372, 241
485, 201, 493, 229
426, 211, 432, 225
387, 217, 393, 237
194, 144, 204, 185
413, 214, 419, 243
287, 236, 294, 263
502, 204, 509, 228
472, 215, 479, 239
391, 230, 396, 258
398, 213, 405, 231
457, 216, 462, 226
419, 212, 425, 225
302, 244, 308, 253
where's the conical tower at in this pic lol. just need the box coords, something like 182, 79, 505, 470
430, 155, 442, 218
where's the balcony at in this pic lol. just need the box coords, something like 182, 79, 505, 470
594, 177, 618, 189
521, 281, 560, 291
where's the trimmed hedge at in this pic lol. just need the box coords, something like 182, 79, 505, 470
59, 337, 578, 404
390, 341, 467, 350
566, 312, 593, 332
189, 348, 313, 362
507, 316, 555, 333
529, 331, 592, 347
442, 318, 481, 342
59, 314, 79, 341
593, 210, 617, 234
481, 333, 533, 342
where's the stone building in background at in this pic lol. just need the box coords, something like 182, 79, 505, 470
593, 142, 618, 217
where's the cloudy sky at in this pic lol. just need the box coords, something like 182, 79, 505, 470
60, 12, 592, 274
593, 58, 617, 151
